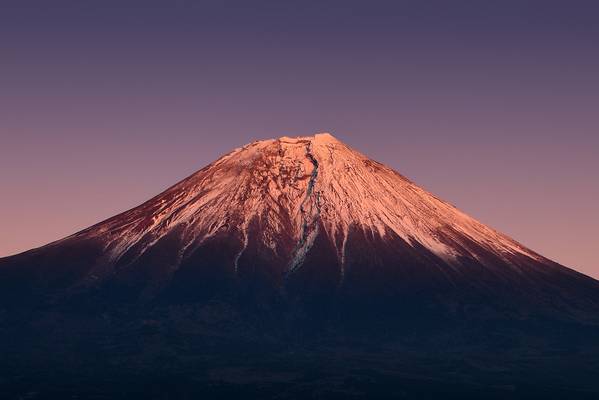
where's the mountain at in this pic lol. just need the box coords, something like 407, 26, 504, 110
1, 133, 599, 398
2, 133, 597, 313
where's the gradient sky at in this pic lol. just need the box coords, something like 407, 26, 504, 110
1, 1, 598, 278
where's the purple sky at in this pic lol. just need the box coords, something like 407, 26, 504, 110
1, 1, 598, 278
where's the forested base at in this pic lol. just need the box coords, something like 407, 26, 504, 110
2, 305, 599, 399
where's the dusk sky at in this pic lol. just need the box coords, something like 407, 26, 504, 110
1, 1, 598, 278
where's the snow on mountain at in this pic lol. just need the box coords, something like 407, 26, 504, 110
67, 133, 542, 278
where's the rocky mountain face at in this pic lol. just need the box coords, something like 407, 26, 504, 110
1, 133, 599, 398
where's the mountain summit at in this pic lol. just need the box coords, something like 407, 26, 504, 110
1, 133, 598, 315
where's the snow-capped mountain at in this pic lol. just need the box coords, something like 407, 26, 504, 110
3, 132, 599, 398
1, 133, 598, 318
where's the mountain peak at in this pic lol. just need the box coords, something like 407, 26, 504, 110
272, 132, 340, 146
313, 131, 339, 142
